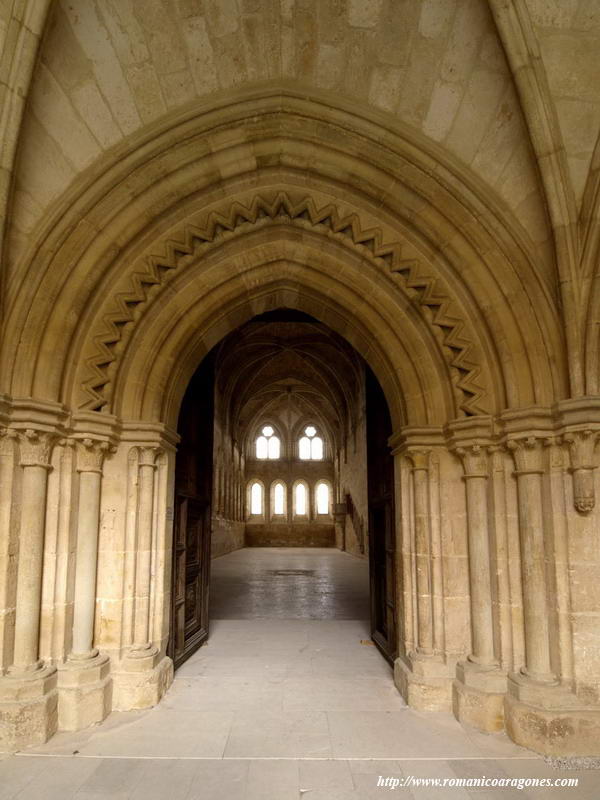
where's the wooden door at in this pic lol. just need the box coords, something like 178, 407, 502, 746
366, 366, 397, 664
171, 495, 211, 668
169, 354, 215, 669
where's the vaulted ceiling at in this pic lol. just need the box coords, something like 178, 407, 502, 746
214, 311, 364, 451
2, 1, 599, 276
1, 0, 600, 404
3, 0, 550, 274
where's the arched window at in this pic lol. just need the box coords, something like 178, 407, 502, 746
294, 482, 308, 516
272, 481, 286, 516
298, 425, 324, 460
249, 481, 263, 515
256, 425, 281, 459
316, 481, 330, 515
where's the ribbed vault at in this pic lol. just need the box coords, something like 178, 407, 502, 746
214, 313, 363, 452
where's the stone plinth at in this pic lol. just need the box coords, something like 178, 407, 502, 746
112, 652, 173, 711
0, 666, 57, 751
505, 673, 600, 757
453, 660, 506, 732
57, 653, 112, 731
394, 653, 453, 712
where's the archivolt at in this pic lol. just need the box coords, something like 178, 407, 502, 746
1, 88, 565, 415
79, 192, 488, 417
111, 243, 447, 428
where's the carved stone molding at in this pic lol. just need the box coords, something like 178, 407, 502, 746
75, 438, 114, 474
80, 192, 489, 417
506, 436, 546, 475
407, 449, 430, 471
454, 444, 489, 478
0, 427, 18, 456
486, 443, 507, 472
138, 446, 162, 468
563, 429, 599, 514
18, 429, 55, 469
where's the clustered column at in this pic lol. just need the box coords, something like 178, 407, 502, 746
451, 434, 507, 733
1, 428, 58, 750
508, 436, 554, 683
10, 430, 54, 674
456, 444, 496, 668
131, 446, 161, 658
57, 437, 113, 731
70, 439, 110, 658
408, 450, 433, 656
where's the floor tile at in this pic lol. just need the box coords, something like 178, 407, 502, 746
184, 759, 248, 800
74, 758, 146, 799
0, 756, 52, 800
245, 759, 299, 800
7, 548, 547, 799
224, 709, 332, 758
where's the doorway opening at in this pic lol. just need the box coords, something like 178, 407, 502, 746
168, 309, 397, 670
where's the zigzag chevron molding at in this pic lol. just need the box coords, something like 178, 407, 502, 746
81, 193, 488, 416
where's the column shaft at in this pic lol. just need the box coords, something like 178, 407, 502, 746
12, 463, 49, 669
133, 452, 156, 648
411, 455, 433, 654
514, 469, 552, 679
464, 473, 495, 665
72, 470, 102, 656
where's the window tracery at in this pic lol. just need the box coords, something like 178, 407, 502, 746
255, 425, 280, 459
298, 425, 323, 460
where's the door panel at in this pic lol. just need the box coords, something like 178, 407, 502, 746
169, 354, 215, 669
171, 495, 211, 668
366, 367, 397, 664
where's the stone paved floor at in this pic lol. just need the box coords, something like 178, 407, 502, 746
1, 548, 598, 798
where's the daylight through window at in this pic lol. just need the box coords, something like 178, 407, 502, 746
250, 481, 263, 514
298, 425, 323, 460
256, 425, 281, 459
316, 482, 330, 514
273, 482, 285, 515
294, 483, 307, 515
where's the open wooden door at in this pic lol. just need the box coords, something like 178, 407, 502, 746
366, 366, 397, 664
169, 354, 215, 669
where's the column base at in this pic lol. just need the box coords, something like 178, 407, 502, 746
112, 650, 173, 711
505, 672, 600, 757
453, 660, 506, 733
394, 653, 453, 711
57, 653, 112, 732
0, 665, 58, 752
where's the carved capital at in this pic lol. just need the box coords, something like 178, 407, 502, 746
454, 443, 488, 478
406, 449, 429, 471
18, 429, 55, 468
563, 429, 598, 470
563, 430, 599, 515
139, 446, 162, 468
76, 438, 114, 473
506, 436, 546, 475
0, 427, 18, 456
573, 492, 595, 514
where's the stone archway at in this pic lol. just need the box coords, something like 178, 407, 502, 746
2, 92, 598, 758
